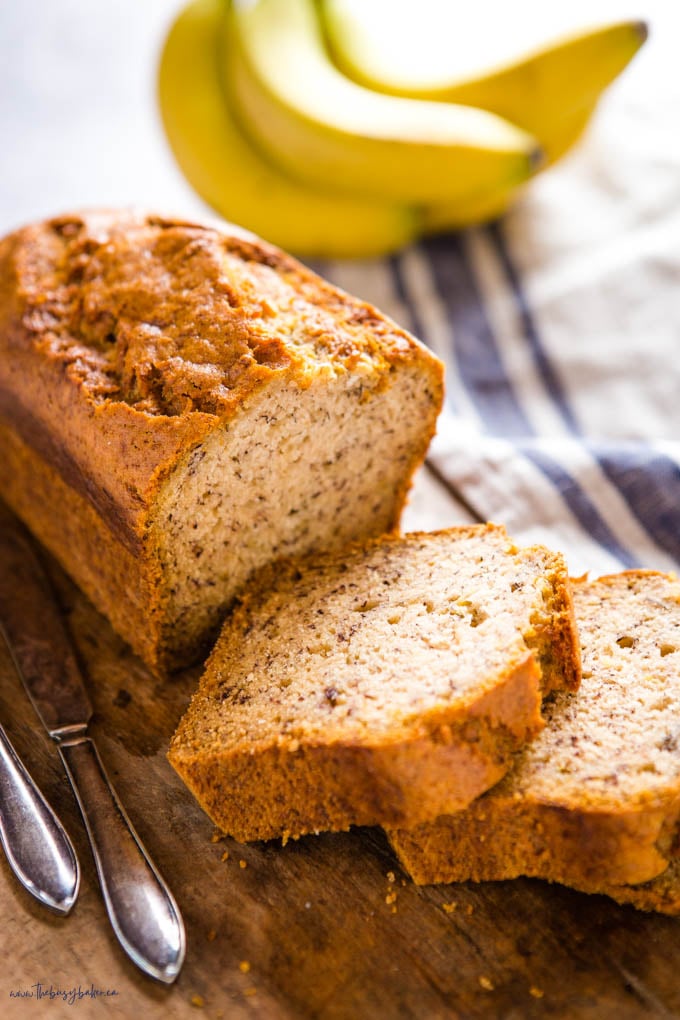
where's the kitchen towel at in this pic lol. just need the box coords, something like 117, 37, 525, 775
320, 3, 680, 577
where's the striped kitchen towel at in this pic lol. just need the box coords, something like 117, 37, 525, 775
318, 7, 680, 577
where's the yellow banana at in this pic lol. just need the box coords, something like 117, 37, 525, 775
224, 0, 541, 205
320, 1, 647, 155
425, 100, 596, 232
157, 0, 418, 258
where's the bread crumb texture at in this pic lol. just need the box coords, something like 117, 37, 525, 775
168, 524, 580, 839
389, 571, 680, 913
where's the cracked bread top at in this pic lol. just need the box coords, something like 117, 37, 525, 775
0, 210, 443, 540
5, 210, 425, 417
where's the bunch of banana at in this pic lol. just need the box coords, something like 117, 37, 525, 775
157, 0, 647, 257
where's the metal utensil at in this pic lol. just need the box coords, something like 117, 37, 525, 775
0, 716, 79, 914
0, 515, 186, 984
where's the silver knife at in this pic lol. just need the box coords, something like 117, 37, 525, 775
0, 513, 186, 984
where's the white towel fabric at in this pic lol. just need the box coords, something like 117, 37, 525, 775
321, 0, 680, 576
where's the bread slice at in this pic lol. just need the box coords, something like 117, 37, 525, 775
389, 571, 680, 913
0, 210, 442, 674
168, 524, 581, 841
598, 857, 680, 915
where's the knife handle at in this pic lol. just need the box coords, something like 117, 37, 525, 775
0, 723, 79, 914
58, 735, 185, 984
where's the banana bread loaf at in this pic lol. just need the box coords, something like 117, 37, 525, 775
389, 571, 680, 913
168, 524, 581, 841
0, 210, 443, 674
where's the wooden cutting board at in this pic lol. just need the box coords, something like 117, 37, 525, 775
2, 531, 679, 1020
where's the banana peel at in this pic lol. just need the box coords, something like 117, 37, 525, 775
158, 0, 418, 258
225, 0, 541, 204
321, 2, 647, 155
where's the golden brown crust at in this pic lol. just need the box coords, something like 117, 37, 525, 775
3, 211, 424, 416
521, 542, 581, 695
170, 651, 544, 840
389, 793, 680, 889
0, 419, 166, 669
0, 209, 442, 674
595, 859, 680, 915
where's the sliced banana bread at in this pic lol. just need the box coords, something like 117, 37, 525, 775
168, 524, 580, 841
0, 211, 443, 675
389, 571, 680, 913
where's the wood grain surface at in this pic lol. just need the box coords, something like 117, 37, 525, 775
2, 482, 680, 1020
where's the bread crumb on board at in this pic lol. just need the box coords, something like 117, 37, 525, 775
239, 961, 251, 974
479, 976, 494, 991
442, 902, 457, 913
221, 850, 230, 862
190, 993, 205, 1007
239, 859, 248, 869
530, 987, 545, 999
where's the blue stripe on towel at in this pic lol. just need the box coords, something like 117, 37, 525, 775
489, 222, 680, 565
421, 234, 533, 437
521, 446, 641, 568
590, 443, 680, 563
420, 230, 647, 566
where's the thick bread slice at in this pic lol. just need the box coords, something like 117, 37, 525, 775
168, 524, 580, 841
389, 571, 680, 912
